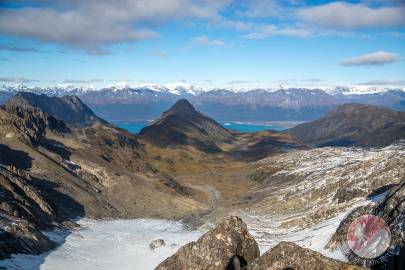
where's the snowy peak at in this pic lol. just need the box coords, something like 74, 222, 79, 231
1, 83, 404, 96
163, 81, 203, 95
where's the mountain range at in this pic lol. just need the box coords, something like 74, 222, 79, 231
1, 84, 405, 122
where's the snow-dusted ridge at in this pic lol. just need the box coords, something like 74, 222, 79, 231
1, 83, 404, 96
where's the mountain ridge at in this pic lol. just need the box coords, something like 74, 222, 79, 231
287, 103, 405, 147
3, 92, 106, 126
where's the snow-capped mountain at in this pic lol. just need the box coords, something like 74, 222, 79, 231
1, 83, 405, 122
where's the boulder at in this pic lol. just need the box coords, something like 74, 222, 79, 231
150, 239, 166, 250
155, 216, 260, 270
247, 242, 366, 270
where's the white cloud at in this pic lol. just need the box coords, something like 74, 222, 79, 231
298, 2, 405, 29
0, 0, 231, 54
190, 36, 226, 47
341, 51, 401, 66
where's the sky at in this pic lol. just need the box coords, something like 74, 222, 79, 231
0, 0, 404, 90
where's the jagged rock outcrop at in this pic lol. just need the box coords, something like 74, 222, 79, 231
287, 103, 405, 147
140, 99, 234, 152
155, 216, 260, 270
247, 241, 366, 270
0, 166, 59, 259
4, 92, 104, 126
0, 105, 66, 145
0, 220, 56, 260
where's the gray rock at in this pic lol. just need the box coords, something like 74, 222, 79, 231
150, 239, 166, 250
155, 216, 260, 270
247, 241, 367, 270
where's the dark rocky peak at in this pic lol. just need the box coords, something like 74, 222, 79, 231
140, 99, 233, 152
4, 92, 105, 126
162, 99, 198, 120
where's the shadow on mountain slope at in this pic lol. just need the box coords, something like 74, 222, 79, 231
0, 144, 33, 170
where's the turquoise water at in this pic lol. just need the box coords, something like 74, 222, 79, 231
221, 122, 287, 132
114, 121, 298, 134
115, 121, 150, 134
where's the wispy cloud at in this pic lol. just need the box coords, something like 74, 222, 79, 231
226, 80, 251, 85
148, 51, 169, 59
0, 44, 40, 53
300, 78, 325, 83
0, 77, 39, 83
238, 0, 288, 18
62, 79, 104, 84
341, 51, 401, 66
358, 79, 405, 86
243, 24, 313, 39
190, 36, 227, 47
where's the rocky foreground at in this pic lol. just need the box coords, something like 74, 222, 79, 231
156, 216, 365, 270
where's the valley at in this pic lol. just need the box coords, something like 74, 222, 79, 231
0, 92, 404, 269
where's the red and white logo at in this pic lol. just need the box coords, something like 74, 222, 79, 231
347, 214, 391, 259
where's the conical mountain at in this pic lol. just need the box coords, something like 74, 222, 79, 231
287, 103, 405, 147
140, 99, 233, 152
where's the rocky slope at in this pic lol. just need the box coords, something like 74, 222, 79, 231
3, 92, 105, 126
0, 94, 218, 259
287, 103, 405, 147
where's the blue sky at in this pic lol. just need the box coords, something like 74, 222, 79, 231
0, 0, 404, 89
